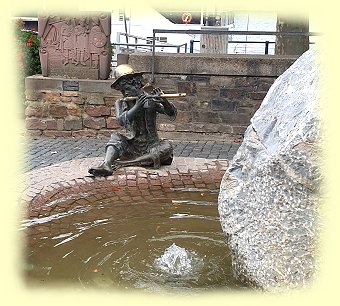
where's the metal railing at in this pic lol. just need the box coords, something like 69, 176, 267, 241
150, 28, 320, 82
112, 32, 188, 67
189, 39, 275, 54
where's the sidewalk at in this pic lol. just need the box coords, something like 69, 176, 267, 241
23, 136, 241, 172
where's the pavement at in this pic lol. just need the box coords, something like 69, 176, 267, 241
23, 136, 241, 172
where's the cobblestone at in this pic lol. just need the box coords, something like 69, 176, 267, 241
21, 156, 230, 213
22, 136, 240, 172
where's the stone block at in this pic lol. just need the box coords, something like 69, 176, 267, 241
66, 104, 82, 117
220, 112, 252, 125
71, 130, 98, 137
25, 106, 47, 118
43, 130, 72, 137
220, 88, 246, 99
239, 98, 263, 108
50, 67, 99, 80
196, 86, 219, 98
232, 126, 247, 134
25, 118, 47, 130
211, 99, 237, 112
175, 111, 192, 123
234, 76, 258, 87
106, 117, 120, 129
186, 75, 211, 84
248, 92, 267, 100
117, 53, 129, 66
78, 79, 114, 93
25, 76, 63, 91
64, 117, 83, 131
49, 104, 68, 118
44, 91, 62, 102
56, 119, 64, 130
97, 129, 114, 137
71, 96, 84, 104
177, 81, 197, 96
26, 129, 42, 136
157, 123, 176, 131
210, 76, 235, 87
62, 91, 79, 97
193, 111, 221, 123
83, 117, 106, 129
60, 96, 72, 103
258, 77, 276, 91
85, 106, 111, 117
153, 77, 177, 91
104, 96, 118, 106
86, 93, 105, 105
45, 119, 58, 130
129, 53, 298, 76
25, 90, 44, 101
172, 100, 192, 111
195, 100, 210, 111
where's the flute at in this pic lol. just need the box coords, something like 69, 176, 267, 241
123, 93, 186, 101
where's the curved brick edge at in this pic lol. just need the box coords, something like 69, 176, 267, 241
20, 157, 229, 217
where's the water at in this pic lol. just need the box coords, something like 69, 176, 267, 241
21, 187, 245, 293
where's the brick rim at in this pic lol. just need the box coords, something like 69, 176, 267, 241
20, 157, 229, 217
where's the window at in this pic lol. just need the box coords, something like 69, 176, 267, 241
146, 36, 168, 44
118, 10, 124, 21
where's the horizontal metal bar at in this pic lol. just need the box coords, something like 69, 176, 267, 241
229, 41, 275, 44
113, 43, 185, 48
153, 29, 320, 36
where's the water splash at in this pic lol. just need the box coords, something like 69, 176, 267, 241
154, 243, 200, 276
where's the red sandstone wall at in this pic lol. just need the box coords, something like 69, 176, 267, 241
24, 53, 298, 140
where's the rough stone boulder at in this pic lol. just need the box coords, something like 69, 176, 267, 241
218, 48, 322, 291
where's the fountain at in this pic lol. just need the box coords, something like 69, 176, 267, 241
154, 243, 202, 276
20, 157, 245, 292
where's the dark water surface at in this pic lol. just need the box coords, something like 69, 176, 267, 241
21, 187, 245, 293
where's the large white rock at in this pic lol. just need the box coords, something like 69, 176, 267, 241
218, 48, 323, 291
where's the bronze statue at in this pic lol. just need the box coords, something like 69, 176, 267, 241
88, 64, 178, 176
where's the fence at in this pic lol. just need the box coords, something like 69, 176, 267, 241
150, 28, 319, 82
112, 32, 188, 67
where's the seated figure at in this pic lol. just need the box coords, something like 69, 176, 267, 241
89, 64, 177, 176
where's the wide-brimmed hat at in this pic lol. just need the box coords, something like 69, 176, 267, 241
111, 64, 144, 89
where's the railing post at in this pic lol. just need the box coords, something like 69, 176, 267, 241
116, 32, 121, 55
265, 40, 269, 55
177, 46, 180, 53
151, 30, 156, 84
190, 39, 194, 53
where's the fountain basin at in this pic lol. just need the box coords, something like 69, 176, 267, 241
20, 157, 245, 292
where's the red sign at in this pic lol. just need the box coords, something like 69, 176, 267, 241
181, 13, 192, 24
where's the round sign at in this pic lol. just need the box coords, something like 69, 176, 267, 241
181, 12, 193, 24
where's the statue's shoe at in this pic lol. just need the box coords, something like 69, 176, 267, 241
88, 165, 113, 177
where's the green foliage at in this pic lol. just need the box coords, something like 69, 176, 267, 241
14, 19, 41, 110
14, 19, 41, 78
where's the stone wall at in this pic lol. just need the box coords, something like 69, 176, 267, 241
25, 76, 121, 137
25, 53, 298, 140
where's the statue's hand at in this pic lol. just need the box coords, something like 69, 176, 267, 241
136, 93, 148, 107
151, 87, 164, 96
